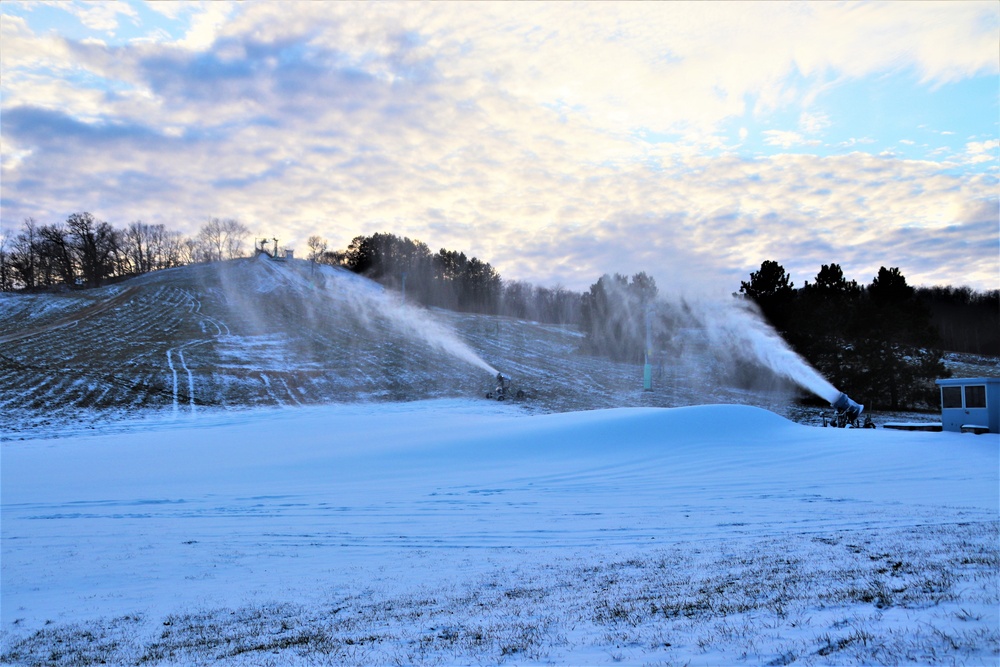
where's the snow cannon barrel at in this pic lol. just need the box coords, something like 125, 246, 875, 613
831, 392, 864, 422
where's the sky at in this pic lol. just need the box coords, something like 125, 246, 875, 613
1, 0, 998, 293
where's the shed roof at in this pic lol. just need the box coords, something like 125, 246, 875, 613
935, 377, 1000, 386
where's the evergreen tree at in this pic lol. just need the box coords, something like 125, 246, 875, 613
739, 260, 795, 333
796, 263, 861, 393
846, 267, 947, 410
341, 233, 501, 314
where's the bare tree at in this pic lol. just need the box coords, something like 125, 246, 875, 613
178, 236, 201, 264
198, 217, 250, 262
123, 220, 152, 274
66, 212, 117, 286
150, 225, 186, 270
307, 235, 328, 263
8, 220, 31, 289
38, 223, 76, 285
0, 228, 10, 291
121, 221, 185, 274
7, 218, 40, 289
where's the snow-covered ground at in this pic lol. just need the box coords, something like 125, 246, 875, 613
2, 400, 997, 665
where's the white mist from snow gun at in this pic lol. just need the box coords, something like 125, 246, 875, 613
305, 262, 498, 377
386, 299, 499, 376
676, 295, 851, 408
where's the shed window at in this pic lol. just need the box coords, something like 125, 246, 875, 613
965, 385, 986, 409
942, 386, 962, 409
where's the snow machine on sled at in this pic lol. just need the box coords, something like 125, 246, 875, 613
485, 372, 530, 401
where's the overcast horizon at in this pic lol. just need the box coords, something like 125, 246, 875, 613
1, 1, 997, 293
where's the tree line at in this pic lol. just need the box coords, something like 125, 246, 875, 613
0, 214, 250, 290
738, 260, 998, 411
304, 231, 582, 323
0, 220, 582, 325
569, 261, 996, 412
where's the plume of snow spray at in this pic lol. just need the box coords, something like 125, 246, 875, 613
376, 297, 499, 376
651, 293, 843, 405
302, 261, 497, 376
695, 297, 841, 404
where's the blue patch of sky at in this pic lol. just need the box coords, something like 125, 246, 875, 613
816, 74, 998, 158
712, 72, 998, 173
53, 66, 139, 100
541, 99, 588, 124
2, 2, 89, 41
114, 1, 191, 44
2, 0, 189, 46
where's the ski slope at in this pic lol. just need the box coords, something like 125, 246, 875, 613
3, 256, 935, 440
2, 401, 997, 665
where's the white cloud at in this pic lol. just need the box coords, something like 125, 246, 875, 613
966, 139, 999, 164
837, 137, 876, 148
7, 0, 160, 40
58, 0, 138, 35
799, 110, 831, 135
145, 3, 189, 21
177, 2, 239, 51
762, 130, 820, 149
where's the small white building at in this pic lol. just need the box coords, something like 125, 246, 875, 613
936, 377, 1000, 434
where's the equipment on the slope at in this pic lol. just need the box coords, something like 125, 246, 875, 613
824, 392, 874, 428
485, 372, 531, 401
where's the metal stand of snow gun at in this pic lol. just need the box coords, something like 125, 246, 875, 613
485, 372, 510, 401
495, 372, 509, 401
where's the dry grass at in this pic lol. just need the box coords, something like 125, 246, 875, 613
3, 521, 997, 666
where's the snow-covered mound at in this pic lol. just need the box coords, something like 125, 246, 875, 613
2, 401, 997, 664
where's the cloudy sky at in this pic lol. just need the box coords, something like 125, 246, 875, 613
1, 1, 997, 292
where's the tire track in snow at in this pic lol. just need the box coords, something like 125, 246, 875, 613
258, 373, 285, 406
166, 349, 179, 416
183, 288, 230, 337
162, 289, 230, 416
279, 377, 303, 406
178, 349, 196, 412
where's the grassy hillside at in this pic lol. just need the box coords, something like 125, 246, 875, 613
5, 256, 987, 438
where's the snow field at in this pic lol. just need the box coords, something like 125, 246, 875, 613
1, 401, 997, 665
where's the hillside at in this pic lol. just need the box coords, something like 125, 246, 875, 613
0, 257, 490, 434
0, 256, 812, 438
3, 256, 994, 438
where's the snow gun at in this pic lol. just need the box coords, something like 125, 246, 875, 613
826, 392, 870, 428
485, 372, 531, 401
